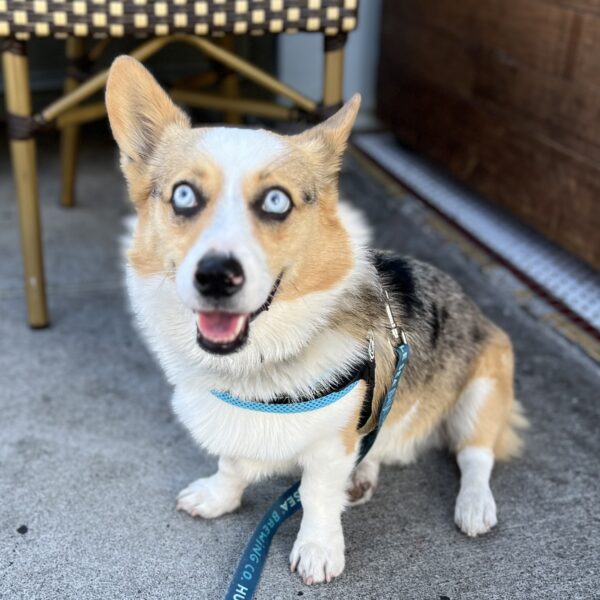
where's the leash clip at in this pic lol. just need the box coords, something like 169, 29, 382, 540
368, 334, 375, 361
384, 290, 408, 346
384, 291, 400, 342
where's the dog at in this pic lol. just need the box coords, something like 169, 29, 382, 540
105, 56, 526, 586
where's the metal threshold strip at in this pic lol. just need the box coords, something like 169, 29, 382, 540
353, 132, 600, 342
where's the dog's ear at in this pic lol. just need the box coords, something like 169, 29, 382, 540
293, 94, 361, 182
106, 56, 190, 165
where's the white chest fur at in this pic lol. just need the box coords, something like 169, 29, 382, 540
172, 382, 364, 463
126, 266, 368, 466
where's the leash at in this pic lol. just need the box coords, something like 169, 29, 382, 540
222, 341, 409, 599
224, 482, 302, 600
222, 294, 409, 599
356, 338, 409, 464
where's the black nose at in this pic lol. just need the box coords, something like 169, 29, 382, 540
194, 253, 245, 298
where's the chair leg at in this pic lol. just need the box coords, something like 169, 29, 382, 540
60, 37, 86, 207
2, 40, 48, 328
217, 36, 242, 124
322, 33, 347, 112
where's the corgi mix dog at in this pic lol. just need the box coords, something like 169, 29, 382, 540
106, 56, 526, 585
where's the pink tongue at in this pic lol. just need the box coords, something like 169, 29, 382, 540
197, 312, 246, 342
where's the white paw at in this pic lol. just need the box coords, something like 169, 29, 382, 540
289, 535, 345, 585
176, 476, 241, 519
454, 484, 497, 537
347, 460, 379, 506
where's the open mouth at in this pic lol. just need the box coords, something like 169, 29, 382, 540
196, 312, 250, 354
195, 274, 282, 355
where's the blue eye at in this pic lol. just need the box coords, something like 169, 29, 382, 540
261, 189, 292, 216
172, 184, 196, 209
172, 183, 204, 216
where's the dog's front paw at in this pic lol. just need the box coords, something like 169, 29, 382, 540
176, 476, 242, 519
289, 535, 345, 585
454, 484, 497, 537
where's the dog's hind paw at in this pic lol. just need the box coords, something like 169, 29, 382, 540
289, 535, 345, 585
454, 484, 497, 537
176, 476, 242, 519
347, 459, 379, 506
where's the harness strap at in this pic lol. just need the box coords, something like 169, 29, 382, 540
210, 353, 372, 413
357, 342, 409, 463
223, 341, 410, 600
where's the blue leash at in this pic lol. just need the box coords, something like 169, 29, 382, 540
223, 341, 410, 600
224, 482, 302, 600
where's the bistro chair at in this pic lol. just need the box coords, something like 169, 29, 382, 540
0, 0, 359, 327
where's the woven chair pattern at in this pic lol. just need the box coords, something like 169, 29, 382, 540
0, 0, 359, 39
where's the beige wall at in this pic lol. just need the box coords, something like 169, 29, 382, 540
278, 0, 382, 125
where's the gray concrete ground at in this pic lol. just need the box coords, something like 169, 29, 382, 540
1, 132, 599, 600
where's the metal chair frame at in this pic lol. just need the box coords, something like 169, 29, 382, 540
2, 31, 347, 327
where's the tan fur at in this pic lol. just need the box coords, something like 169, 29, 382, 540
125, 133, 355, 291
343, 331, 483, 460
457, 327, 526, 460
387, 384, 447, 441
243, 99, 360, 301
127, 130, 226, 278
128, 189, 220, 278
380, 359, 465, 449
106, 56, 190, 165
372, 327, 526, 462
107, 56, 359, 299
494, 398, 528, 461
251, 191, 354, 301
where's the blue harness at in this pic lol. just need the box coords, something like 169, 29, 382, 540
218, 297, 409, 599
211, 376, 361, 414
